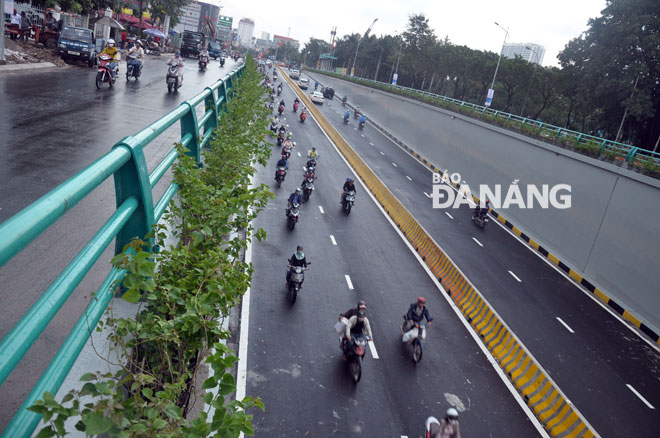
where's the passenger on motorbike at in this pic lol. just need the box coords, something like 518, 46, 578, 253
127, 40, 145, 75
275, 156, 288, 180
341, 177, 356, 204
474, 199, 490, 218
428, 408, 461, 438
99, 39, 118, 78
286, 188, 303, 216
301, 167, 317, 186
166, 50, 185, 82
339, 300, 367, 324
286, 245, 308, 285
403, 297, 433, 342
294, 97, 300, 105
354, 105, 361, 118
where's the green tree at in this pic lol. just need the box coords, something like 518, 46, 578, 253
400, 13, 436, 88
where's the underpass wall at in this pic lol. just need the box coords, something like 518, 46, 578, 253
309, 72, 660, 337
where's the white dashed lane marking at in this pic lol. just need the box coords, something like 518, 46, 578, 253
472, 237, 483, 247
556, 317, 574, 333
319, 206, 324, 214
345, 275, 354, 290
406, 176, 413, 181
627, 384, 655, 409
445, 212, 454, 219
392, 162, 398, 167
330, 235, 337, 245
508, 270, 522, 282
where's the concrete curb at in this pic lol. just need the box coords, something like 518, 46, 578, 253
306, 70, 660, 349
0, 62, 57, 73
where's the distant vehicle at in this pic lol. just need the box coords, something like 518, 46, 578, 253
298, 78, 309, 90
58, 26, 97, 68
290, 69, 300, 79
322, 86, 335, 99
310, 91, 325, 104
181, 31, 205, 58
207, 40, 222, 59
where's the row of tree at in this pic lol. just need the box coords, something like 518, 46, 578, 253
268, 0, 659, 151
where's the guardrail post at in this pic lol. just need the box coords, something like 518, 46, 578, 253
203, 86, 218, 139
218, 79, 228, 113
576, 133, 583, 143
599, 140, 608, 153
181, 102, 200, 163
626, 147, 638, 162
112, 137, 155, 254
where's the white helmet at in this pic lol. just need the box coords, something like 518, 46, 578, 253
446, 408, 458, 419
107, 39, 115, 46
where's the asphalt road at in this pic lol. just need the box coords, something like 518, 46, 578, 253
245, 74, 541, 437
0, 55, 241, 429
299, 71, 660, 437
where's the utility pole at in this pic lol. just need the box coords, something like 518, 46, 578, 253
485, 22, 509, 107
615, 74, 640, 143
351, 18, 377, 76
0, 0, 7, 62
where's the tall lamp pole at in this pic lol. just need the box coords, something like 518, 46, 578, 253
0, 0, 7, 62
351, 18, 377, 76
485, 22, 508, 107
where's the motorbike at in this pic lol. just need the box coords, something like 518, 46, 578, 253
302, 177, 315, 202
126, 54, 141, 81
293, 101, 299, 113
425, 417, 441, 438
198, 54, 209, 71
278, 104, 284, 115
472, 210, 488, 229
300, 111, 307, 123
282, 144, 292, 160
286, 262, 310, 304
146, 41, 160, 56
286, 202, 300, 230
166, 62, 183, 93
277, 132, 284, 147
220, 57, 225, 67
275, 166, 287, 188
342, 190, 355, 215
402, 317, 427, 363
95, 54, 117, 89
277, 86, 282, 96
343, 333, 367, 383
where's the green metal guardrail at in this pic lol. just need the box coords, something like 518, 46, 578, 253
307, 68, 660, 167
0, 64, 244, 438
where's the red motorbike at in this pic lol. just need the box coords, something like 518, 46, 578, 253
96, 54, 118, 89
278, 104, 284, 115
300, 111, 307, 123
293, 101, 299, 113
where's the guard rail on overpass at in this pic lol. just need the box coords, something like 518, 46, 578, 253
306, 68, 660, 175
0, 64, 244, 438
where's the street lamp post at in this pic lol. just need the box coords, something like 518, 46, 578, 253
520, 45, 540, 117
485, 22, 509, 107
351, 18, 378, 76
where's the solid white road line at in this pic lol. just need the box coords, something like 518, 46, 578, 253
508, 270, 522, 282
626, 384, 655, 409
392, 162, 398, 167
379, 151, 385, 156
472, 237, 483, 247
345, 274, 354, 290
330, 235, 337, 245
368, 340, 379, 359
556, 317, 575, 334
406, 175, 413, 181
445, 212, 454, 219
310, 108, 551, 438
424, 192, 431, 198
319, 206, 324, 214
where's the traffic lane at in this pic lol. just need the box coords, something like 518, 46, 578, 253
311, 93, 660, 435
0, 60, 239, 428
247, 84, 540, 436
0, 56, 241, 222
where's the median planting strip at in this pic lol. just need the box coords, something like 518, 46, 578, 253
280, 66, 599, 438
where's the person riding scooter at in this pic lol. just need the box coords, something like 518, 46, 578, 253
402, 297, 433, 343
473, 199, 490, 219
198, 47, 210, 69
99, 39, 118, 79
126, 40, 145, 76
167, 50, 185, 84
286, 188, 303, 217
354, 105, 361, 119
341, 177, 356, 204
344, 109, 351, 123
342, 310, 373, 357
342, 95, 348, 106
275, 156, 288, 180
359, 114, 367, 129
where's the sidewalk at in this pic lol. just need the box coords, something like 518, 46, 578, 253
0, 62, 57, 73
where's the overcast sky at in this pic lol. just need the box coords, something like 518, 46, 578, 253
218, 0, 607, 66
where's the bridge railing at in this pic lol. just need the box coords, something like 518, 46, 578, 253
0, 64, 244, 438
307, 68, 660, 168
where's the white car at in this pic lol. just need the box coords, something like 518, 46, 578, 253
298, 78, 309, 90
310, 91, 325, 104
290, 69, 300, 79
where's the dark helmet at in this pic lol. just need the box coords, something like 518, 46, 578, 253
357, 300, 366, 309
346, 177, 353, 183
418, 297, 426, 304
296, 245, 303, 251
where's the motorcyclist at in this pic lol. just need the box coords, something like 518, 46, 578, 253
314, 80, 319, 90
286, 245, 309, 286
339, 300, 367, 324
198, 47, 210, 65
278, 124, 286, 135
293, 97, 300, 105
166, 50, 185, 84
99, 39, 118, 79
279, 98, 286, 108
359, 114, 367, 127
342, 310, 373, 357
286, 188, 303, 217
344, 109, 351, 122
342, 95, 348, 105
44, 11, 58, 31
270, 116, 279, 132
127, 40, 145, 76
341, 177, 356, 204
428, 408, 461, 438
403, 297, 433, 343
301, 166, 317, 187
275, 156, 288, 180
